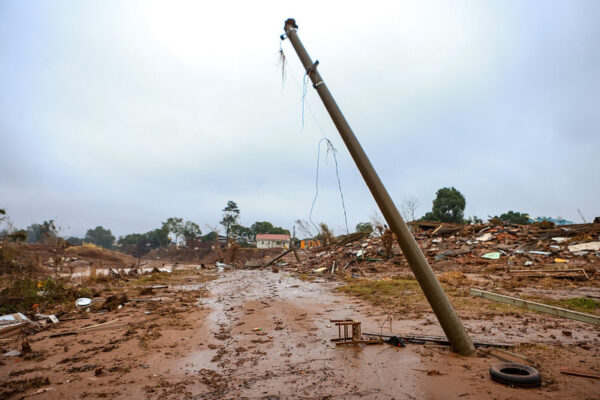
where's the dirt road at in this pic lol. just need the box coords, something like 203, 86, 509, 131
2, 268, 598, 399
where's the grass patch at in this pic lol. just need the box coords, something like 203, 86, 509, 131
135, 271, 172, 283
337, 276, 426, 314
558, 297, 600, 312
531, 297, 600, 315
0, 277, 88, 314
297, 273, 314, 282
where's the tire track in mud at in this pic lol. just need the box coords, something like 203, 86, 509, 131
181, 270, 426, 399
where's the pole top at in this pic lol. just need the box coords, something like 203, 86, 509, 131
284, 18, 298, 33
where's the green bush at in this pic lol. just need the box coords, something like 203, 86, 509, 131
0, 277, 86, 314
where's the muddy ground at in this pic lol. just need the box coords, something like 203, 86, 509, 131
1, 264, 599, 400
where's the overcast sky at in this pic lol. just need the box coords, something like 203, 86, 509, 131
1, 0, 599, 238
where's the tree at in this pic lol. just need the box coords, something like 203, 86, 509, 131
294, 219, 314, 238
85, 226, 115, 249
0, 209, 25, 242
464, 216, 483, 225
490, 211, 531, 225
66, 236, 84, 246
163, 218, 202, 245
250, 221, 290, 236
118, 224, 170, 259
1, 229, 27, 242
250, 221, 274, 235
422, 187, 466, 223
220, 201, 240, 238
181, 221, 202, 246
355, 222, 374, 234
400, 196, 420, 222
26, 220, 58, 243
200, 231, 217, 243
118, 233, 150, 260
231, 224, 252, 243
146, 226, 170, 248
315, 223, 334, 244
164, 217, 184, 243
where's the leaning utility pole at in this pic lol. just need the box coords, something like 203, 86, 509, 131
282, 18, 475, 355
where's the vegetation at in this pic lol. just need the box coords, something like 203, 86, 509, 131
400, 196, 420, 222
66, 236, 84, 246
164, 217, 202, 245
422, 187, 466, 223
200, 231, 217, 243
2, 230, 27, 242
229, 224, 250, 243
118, 224, 170, 258
250, 221, 289, 236
0, 277, 87, 314
220, 201, 240, 238
25, 220, 58, 243
490, 211, 531, 225
464, 216, 483, 224
315, 222, 334, 244
85, 226, 115, 249
337, 276, 425, 313
355, 222, 374, 234
533, 297, 600, 315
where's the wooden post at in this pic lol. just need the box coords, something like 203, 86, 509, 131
283, 18, 475, 355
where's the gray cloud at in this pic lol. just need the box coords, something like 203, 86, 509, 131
1, 0, 599, 238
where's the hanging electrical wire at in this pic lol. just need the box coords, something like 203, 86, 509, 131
280, 43, 350, 237
308, 138, 350, 236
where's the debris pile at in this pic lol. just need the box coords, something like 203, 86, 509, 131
283, 222, 600, 280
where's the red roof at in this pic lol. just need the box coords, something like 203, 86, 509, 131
256, 234, 290, 241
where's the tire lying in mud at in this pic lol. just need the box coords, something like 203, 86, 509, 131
489, 363, 541, 388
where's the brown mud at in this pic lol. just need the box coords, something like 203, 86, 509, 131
1, 267, 599, 399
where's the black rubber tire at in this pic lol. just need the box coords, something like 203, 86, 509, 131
489, 363, 541, 388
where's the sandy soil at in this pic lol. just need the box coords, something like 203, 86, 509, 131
1, 267, 599, 399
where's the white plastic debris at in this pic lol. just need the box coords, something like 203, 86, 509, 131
528, 251, 551, 256
0, 313, 35, 339
0, 312, 30, 326
476, 233, 493, 242
568, 242, 600, 252
76, 298, 92, 308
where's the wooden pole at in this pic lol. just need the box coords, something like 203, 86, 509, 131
283, 18, 475, 355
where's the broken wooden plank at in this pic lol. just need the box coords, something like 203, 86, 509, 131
50, 319, 125, 338
493, 348, 535, 365
560, 368, 600, 380
470, 289, 600, 326
264, 249, 293, 267
508, 268, 589, 280
477, 348, 535, 366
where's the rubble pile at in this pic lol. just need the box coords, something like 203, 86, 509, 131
288, 222, 600, 280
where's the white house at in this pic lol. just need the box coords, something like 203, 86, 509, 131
255, 234, 290, 249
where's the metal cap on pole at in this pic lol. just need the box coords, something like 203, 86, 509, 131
283, 18, 475, 355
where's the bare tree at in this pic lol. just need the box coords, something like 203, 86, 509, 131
369, 211, 385, 230
294, 219, 314, 238
400, 196, 421, 222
